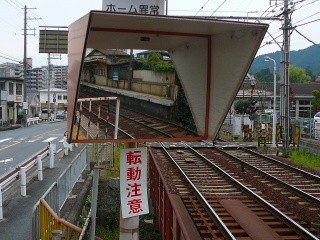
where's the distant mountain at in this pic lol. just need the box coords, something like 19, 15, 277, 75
249, 44, 320, 76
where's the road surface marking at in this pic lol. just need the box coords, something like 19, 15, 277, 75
0, 141, 21, 151
27, 137, 44, 142
0, 138, 13, 143
32, 126, 67, 138
42, 137, 58, 142
0, 158, 13, 164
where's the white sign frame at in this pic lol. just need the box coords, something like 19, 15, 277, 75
120, 147, 149, 218
102, 0, 165, 15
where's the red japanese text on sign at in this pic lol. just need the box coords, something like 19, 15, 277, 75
120, 147, 149, 219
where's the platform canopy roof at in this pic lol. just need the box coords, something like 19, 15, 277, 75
67, 11, 268, 143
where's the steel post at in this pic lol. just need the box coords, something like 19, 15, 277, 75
37, 155, 43, 181
21, 167, 27, 196
50, 145, 54, 168
0, 184, 3, 219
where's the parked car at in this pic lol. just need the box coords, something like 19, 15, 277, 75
314, 112, 320, 123
303, 121, 314, 134
56, 110, 66, 119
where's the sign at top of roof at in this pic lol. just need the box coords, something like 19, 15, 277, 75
102, 0, 165, 15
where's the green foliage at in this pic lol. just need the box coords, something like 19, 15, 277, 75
289, 65, 311, 83
255, 68, 273, 82
250, 45, 320, 75
176, 82, 197, 132
96, 227, 119, 240
234, 99, 250, 114
141, 53, 175, 72
78, 215, 86, 227
311, 89, 320, 112
85, 194, 92, 208
305, 66, 315, 82
289, 149, 320, 170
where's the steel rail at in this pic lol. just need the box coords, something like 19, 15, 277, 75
214, 145, 320, 208
80, 105, 134, 139
79, 89, 199, 137
81, 96, 175, 138
159, 142, 236, 240
184, 143, 318, 240
240, 147, 320, 180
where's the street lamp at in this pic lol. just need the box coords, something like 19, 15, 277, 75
264, 56, 277, 148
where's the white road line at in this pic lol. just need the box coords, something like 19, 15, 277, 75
58, 138, 65, 142
0, 138, 13, 143
27, 137, 43, 143
42, 137, 57, 142
0, 158, 13, 164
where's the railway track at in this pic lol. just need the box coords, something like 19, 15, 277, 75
74, 91, 198, 140
197, 146, 320, 231
151, 143, 318, 239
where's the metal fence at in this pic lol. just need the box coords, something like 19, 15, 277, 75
32, 145, 88, 240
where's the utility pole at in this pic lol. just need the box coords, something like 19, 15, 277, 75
23, 5, 40, 126
280, 0, 292, 157
47, 54, 62, 120
47, 53, 51, 118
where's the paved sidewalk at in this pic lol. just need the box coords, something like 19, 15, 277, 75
0, 144, 87, 240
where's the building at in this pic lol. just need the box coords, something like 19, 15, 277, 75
0, 77, 25, 124
26, 67, 46, 90
0, 62, 24, 79
38, 88, 68, 113
233, 82, 320, 119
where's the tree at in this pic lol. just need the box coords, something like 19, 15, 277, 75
141, 52, 175, 72
305, 66, 315, 82
254, 68, 273, 82
289, 65, 311, 83
311, 89, 320, 112
234, 99, 250, 114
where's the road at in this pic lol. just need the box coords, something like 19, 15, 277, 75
0, 121, 67, 176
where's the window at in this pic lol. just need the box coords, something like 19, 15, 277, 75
95, 69, 105, 76
58, 95, 62, 100
0, 106, 2, 119
9, 83, 14, 95
0, 82, 4, 90
63, 95, 67, 100
16, 84, 22, 95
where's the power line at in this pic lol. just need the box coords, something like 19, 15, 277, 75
210, 0, 229, 17
294, 28, 320, 47
195, 0, 212, 16
0, 54, 20, 62
4, 0, 23, 13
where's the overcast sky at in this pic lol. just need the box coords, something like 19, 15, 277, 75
0, 0, 319, 67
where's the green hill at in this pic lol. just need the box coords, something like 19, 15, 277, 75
249, 44, 320, 77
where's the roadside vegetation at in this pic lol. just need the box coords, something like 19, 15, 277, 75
289, 149, 320, 171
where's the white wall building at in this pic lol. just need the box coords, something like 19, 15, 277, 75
0, 77, 25, 124
39, 88, 68, 112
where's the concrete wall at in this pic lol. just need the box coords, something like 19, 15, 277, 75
133, 70, 175, 84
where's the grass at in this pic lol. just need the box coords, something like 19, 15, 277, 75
289, 148, 320, 170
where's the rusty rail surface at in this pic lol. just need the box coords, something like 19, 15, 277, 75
150, 143, 318, 239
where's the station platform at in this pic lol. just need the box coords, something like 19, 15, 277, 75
82, 82, 175, 106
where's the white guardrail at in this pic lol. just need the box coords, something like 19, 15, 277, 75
0, 141, 74, 220
27, 117, 40, 127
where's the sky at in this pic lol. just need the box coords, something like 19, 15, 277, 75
0, 0, 319, 68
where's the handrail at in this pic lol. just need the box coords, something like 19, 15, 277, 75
0, 146, 49, 192
40, 199, 102, 240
